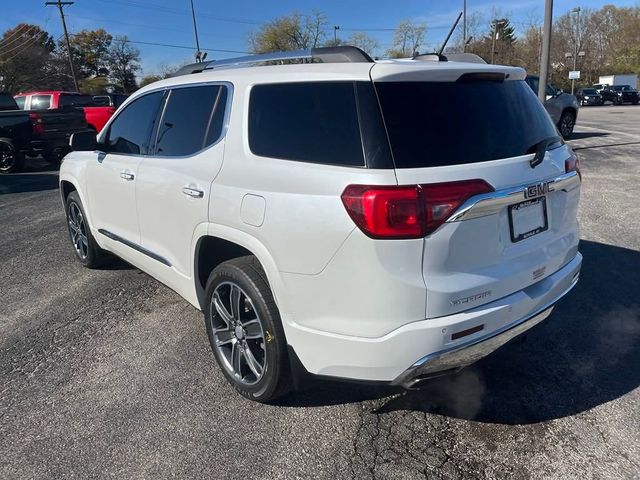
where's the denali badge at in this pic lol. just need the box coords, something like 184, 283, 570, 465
451, 290, 492, 307
524, 181, 554, 199
532, 266, 546, 280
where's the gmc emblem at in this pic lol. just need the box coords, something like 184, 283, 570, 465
524, 182, 554, 199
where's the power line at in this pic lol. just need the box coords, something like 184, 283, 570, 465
114, 39, 249, 55
0, 24, 32, 48
0, 27, 39, 53
1, 31, 48, 62
45, 0, 79, 91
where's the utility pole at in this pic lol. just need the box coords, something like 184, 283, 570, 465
490, 19, 506, 64
190, 0, 202, 62
45, 0, 78, 91
462, 0, 467, 52
538, 0, 553, 102
571, 7, 581, 95
333, 25, 340, 45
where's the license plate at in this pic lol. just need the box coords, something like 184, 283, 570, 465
508, 197, 548, 243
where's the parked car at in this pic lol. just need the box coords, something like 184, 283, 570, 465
92, 93, 129, 108
592, 83, 607, 94
60, 47, 582, 402
576, 88, 603, 106
525, 75, 579, 139
14, 91, 117, 133
598, 74, 638, 90
0, 91, 87, 173
600, 85, 640, 105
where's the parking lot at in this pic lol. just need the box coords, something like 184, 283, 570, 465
1, 105, 639, 479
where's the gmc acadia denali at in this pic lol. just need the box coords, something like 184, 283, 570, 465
60, 47, 582, 402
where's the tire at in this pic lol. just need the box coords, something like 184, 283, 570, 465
204, 256, 292, 402
43, 149, 66, 165
65, 191, 111, 268
0, 138, 25, 174
558, 110, 575, 139
633, 100, 639, 105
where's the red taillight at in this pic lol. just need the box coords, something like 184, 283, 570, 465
29, 112, 44, 135
341, 180, 494, 239
341, 185, 423, 239
423, 180, 494, 234
565, 153, 581, 180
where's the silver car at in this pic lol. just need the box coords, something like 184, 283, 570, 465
526, 75, 579, 139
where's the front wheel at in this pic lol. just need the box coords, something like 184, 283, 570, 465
0, 138, 24, 174
204, 256, 292, 402
558, 111, 576, 139
65, 191, 111, 268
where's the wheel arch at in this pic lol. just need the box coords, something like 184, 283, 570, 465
193, 228, 285, 314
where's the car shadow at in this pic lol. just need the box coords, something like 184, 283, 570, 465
568, 131, 609, 140
283, 240, 640, 425
0, 159, 59, 195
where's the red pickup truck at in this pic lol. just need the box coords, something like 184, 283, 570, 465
14, 91, 117, 133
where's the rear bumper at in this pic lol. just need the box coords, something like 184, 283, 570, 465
286, 252, 582, 383
392, 303, 558, 388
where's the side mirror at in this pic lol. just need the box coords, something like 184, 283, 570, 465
70, 130, 98, 151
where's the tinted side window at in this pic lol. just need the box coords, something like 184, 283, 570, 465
31, 95, 52, 110
106, 91, 163, 155
60, 94, 96, 107
14, 96, 26, 110
249, 82, 364, 167
155, 85, 226, 157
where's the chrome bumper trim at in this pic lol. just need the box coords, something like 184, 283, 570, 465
448, 170, 580, 222
391, 273, 580, 387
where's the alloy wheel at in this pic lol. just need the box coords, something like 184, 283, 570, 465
0, 142, 16, 172
560, 114, 574, 138
68, 202, 89, 259
210, 281, 266, 386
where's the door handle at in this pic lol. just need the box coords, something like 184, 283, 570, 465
120, 172, 135, 181
182, 187, 204, 198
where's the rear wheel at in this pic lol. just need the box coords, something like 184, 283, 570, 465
558, 111, 575, 139
0, 138, 24, 174
204, 256, 292, 402
65, 191, 111, 268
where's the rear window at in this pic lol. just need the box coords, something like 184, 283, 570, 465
30, 95, 52, 110
60, 94, 97, 107
13, 96, 25, 110
375, 80, 558, 168
249, 82, 365, 167
582, 89, 596, 94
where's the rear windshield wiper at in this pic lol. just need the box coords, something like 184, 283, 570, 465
528, 135, 563, 168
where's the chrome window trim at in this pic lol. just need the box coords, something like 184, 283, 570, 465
98, 81, 234, 159
150, 82, 233, 159
447, 170, 581, 223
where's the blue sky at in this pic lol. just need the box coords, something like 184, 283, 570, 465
2, 0, 637, 76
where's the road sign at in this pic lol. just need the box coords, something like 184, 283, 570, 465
569, 70, 581, 80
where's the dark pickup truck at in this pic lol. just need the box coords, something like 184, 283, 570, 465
0, 91, 87, 173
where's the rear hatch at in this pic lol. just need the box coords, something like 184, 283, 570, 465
370, 62, 581, 318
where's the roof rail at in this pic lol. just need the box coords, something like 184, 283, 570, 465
412, 52, 448, 62
171, 46, 374, 77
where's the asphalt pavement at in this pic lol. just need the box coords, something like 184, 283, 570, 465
1, 105, 639, 479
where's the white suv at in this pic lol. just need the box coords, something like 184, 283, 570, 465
60, 47, 582, 402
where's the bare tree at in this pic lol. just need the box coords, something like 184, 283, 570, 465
347, 32, 379, 56
386, 20, 426, 58
106, 36, 140, 93
250, 11, 328, 53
